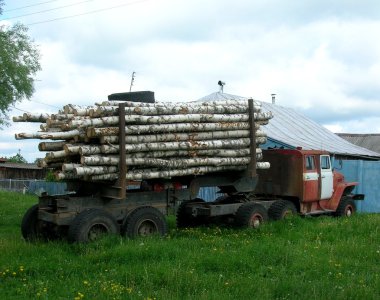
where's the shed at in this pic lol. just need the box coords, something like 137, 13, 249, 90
0, 162, 47, 180
196, 92, 380, 212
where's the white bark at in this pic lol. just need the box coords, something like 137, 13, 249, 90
45, 150, 67, 159
66, 112, 271, 130
73, 106, 98, 116
12, 116, 24, 122
92, 103, 262, 117
87, 122, 262, 137
22, 112, 50, 122
55, 171, 81, 181
99, 130, 266, 144
15, 129, 83, 140
81, 154, 263, 166
62, 163, 82, 172
97, 99, 261, 109
38, 141, 67, 151
50, 113, 74, 120
88, 163, 273, 181
39, 125, 62, 132
63, 104, 82, 114
81, 148, 259, 164
78, 145, 102, 155
74, 166, 118, 176
99, 138, 263, 154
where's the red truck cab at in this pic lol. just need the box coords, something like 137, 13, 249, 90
255, 149, 364, 216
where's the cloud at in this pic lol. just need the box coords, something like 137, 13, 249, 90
2, 0, 380, 162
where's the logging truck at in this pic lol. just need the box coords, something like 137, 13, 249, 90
20, 93, 364, 242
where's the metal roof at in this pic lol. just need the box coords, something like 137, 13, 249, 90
0, 163, 42, 170
197, 92, 380, 159
337, 133, 380, 154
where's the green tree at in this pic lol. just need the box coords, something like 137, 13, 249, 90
7, 152, 28, 163
0, 0, 41, 127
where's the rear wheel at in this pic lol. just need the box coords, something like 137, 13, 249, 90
335, 197, 356, 217
122, 206, 167, 238
268, 200, 297, 220
21, 204, 58, 241
235, 203, 268, 229
21, 204, 43, 241
68, 209, 118, 243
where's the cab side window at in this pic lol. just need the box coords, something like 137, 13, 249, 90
305, 155, 315, 170
320, 156, 331, 170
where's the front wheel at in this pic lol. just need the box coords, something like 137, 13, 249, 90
235, 203, 268, 229
335, 197, 356, 217
68, 209, 118, 243
122, 206, 167, 238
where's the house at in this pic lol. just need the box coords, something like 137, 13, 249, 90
336, 133, 380, 154
196, 92, 380, 212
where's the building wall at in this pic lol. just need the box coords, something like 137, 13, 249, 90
333, 159, 380, 213
0, 168, 47, 180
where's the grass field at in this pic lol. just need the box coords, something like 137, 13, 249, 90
0, 190, 379, 299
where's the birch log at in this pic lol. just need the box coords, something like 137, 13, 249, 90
99, 138, 266, 154
62, 163, 82, 172
92, 104, 259, 117
81, 153, 262, 166
97, 99, 261, 109
50, 113, 74, 120
87, 122, 261, 137
89, 163, 269, 181
38, 141, 67, 151
55, 171, 81, 180
81, 148, 259, 164
15, 129, 83, 140
99, 130, 265, 144
65, 112, 271, 130
74, 166, 118, 176
12, 116, 24, 122
22, 113, 50, 122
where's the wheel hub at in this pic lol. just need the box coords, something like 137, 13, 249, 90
137, 220, 158, 236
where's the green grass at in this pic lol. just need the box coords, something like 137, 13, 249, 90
0, 190, 379, 300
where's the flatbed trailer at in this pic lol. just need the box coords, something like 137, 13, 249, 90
22, 99, 264, 242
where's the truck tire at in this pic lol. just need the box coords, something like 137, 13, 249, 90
268, 200, 297, 220
235, 203, 268, 229
21, 204, 57, 241
123, 206, 167, 238
21, 204, 42, 241
334, 197, 356, 217
68, 209, 118, 243
176, 198, 205, 228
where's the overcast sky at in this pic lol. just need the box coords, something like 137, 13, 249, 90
1, 0, 380, 162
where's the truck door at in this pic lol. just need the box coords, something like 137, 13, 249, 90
320, 155, 333, 199
303, 155, 319, 202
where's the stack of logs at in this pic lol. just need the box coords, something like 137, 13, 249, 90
14, 99, 273, 181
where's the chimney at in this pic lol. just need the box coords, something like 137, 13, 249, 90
271, 93, 276, 104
